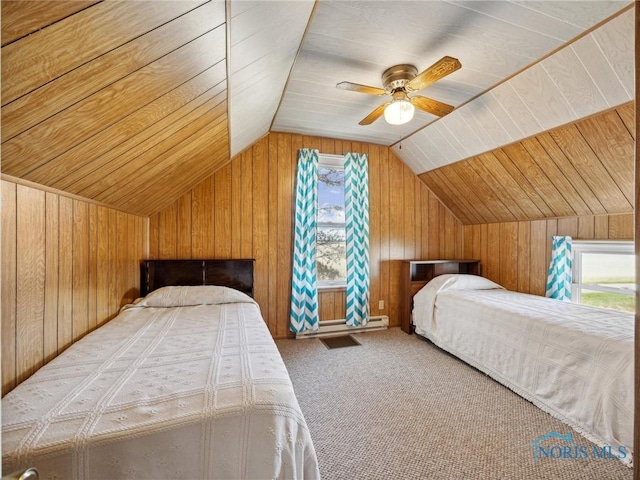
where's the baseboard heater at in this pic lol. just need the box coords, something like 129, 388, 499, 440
295, 315, 389, 339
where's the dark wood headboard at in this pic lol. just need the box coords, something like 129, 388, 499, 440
401, 260, 481, 334
141, 259, 255, 298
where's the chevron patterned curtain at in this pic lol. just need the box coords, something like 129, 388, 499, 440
344, 152, 370, 327
290, 148, 320, 333
545, 236, 572, 301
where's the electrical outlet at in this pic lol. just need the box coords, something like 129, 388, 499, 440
378, 300, 385, 310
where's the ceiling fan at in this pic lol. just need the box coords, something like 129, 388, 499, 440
336, 56, 461, 126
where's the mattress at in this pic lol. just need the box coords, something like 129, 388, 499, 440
413, 274, 634, 465
2, 286, 319, 479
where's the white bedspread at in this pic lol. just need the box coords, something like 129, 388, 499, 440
413, 275, 634, 465
3, 287, 319, 479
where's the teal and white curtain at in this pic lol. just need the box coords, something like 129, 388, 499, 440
344, 152, 370, 326
290, 149, 319, 333
545, 236, 572, 301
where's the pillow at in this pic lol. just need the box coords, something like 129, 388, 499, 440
425, 274, 503, 292
136, 285, 255, 308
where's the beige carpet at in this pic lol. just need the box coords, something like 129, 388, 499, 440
276, 328, 632, 480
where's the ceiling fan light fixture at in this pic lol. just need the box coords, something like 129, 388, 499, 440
384, 98, 414, 125
340, 57, 461, 125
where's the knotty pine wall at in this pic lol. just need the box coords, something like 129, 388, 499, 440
462, 213, 634, 296
1, 178, 148, 395
149, 132, 464, 337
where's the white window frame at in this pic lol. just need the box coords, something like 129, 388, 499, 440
317, 154, 347, 289
571, 240, 635, 304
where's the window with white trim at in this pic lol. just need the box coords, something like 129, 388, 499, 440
317, 154, 346, 287
571, 241, 635, 313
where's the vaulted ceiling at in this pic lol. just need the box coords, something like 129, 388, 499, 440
2, 1, 229, 216
273, 0, 633, 152
421, 102, 635, 224
0, 0, 635, 218
394, 5, 635, 173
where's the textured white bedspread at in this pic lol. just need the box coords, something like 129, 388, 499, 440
3, 294, 319, 479
414, 281, 633, 465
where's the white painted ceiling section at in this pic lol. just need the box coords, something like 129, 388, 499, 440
228, 0, 315, 157
394, 5, 635, 174
229, 0, 633, 172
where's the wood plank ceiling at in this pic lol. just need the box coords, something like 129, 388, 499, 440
228, 0, 315, 158
271, 0, 632, 150
1, 0, 229, 216
420, 102, 635, 225
395, 6, 635, 174
0, 0, 635, 223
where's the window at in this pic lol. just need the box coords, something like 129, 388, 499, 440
572, 241, 635, 313
317, 155, 346, 286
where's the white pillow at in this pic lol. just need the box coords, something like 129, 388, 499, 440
425, 274, 503, 292
137, 285, 255, 308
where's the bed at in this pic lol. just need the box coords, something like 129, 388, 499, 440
412, 274, 634, 465
2, 259, 320, 479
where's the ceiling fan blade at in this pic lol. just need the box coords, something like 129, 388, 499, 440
359, 102, 390, 125
337, 81, 387, 96
406, 56, 461, 92
410, 95, 455, 117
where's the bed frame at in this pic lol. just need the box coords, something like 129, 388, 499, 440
4, 257, 320, 478
410, 268, 634, 464
141, 259, 255, 297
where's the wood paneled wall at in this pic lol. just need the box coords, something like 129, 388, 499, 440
319, 288, 347, 323
462, 213, 634, 296
1, 179, 148, 395
149, 132, 463, 337
421, 103, 635, 224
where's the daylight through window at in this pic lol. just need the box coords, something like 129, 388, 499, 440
571, 241, 635, 313
317, 155, 346, 286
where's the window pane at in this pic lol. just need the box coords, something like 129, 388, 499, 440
581, 253, 635, 284
318, 167, 345, 224
317, 226, 346, 282
580, 288, 635, 313
317, 164, 346, 284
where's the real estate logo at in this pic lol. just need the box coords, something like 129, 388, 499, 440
530, 432, 628, 461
